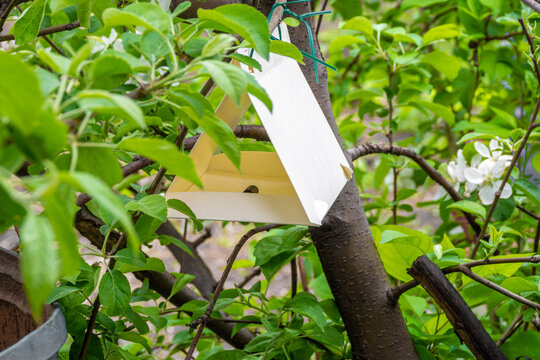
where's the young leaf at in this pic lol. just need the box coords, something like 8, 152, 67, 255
99, 270, 132, 315
77, 147, 123, 187
422, 24, 461, 46
0, 178, 27, 232
125, 195, 168, 222
103, 3, 171, 33
198, 4, 270, 59
76, 90, 145, 129
42, 185, 81, 276
270, 40, 304, 64
202, 60, 247, 105
61, 172, 140, 249
0, 52, 43, 133
12, 0, 47, 44
117, 138, 202, 188
448, 200, 486, 219
288, 292, 327, 330
89, 54, 133, 90
167, 199, 203, 231
168, 273, 195, 300
20, 215, 60, 320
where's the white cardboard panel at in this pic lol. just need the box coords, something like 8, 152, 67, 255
240, 25, 350, 224
167, 192, 316, 225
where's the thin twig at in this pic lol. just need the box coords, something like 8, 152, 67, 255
191, 227, 212, 248
0, 0, 17, 32
315, 0, 328, 36
389, 255, 540, 302
516, 205, 540, 220
532, 219, 540, 275
291, 257, 298, 298
349, 143, 481, 234
459, 266, 540, 310
0, 20, 80, 42
147, 126, 188, 194
496, 312, 523, 346
298, 256, 309, 292
184, 224, 282, 360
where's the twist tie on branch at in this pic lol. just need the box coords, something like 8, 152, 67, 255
251, 0, 336, 83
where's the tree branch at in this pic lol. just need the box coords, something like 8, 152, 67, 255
459, 265, 540, 310
408, 255, 508, 360
349, 142, 481, 234
389, 255, 540, 302
184, 224, 282, 360
0, 20, 80, 42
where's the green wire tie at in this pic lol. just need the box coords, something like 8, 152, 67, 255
250, 0, 335, 83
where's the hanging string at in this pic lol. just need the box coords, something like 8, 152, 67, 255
251, 0, 335, 83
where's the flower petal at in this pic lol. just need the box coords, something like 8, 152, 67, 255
501, 182, 512, 199
491, 161, 506, 178
479, 185, 495, 205
464, 167, 485, 184
490, 139, 502, 151
475, 142, 491, 158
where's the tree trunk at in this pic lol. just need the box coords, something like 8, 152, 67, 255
285, 2, 419, 358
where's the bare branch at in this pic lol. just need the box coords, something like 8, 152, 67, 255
349, 142, 481, 234
185, 224, 282, 360
0, 20, 80, 42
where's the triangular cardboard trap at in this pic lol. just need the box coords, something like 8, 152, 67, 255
166, 25, 351, 226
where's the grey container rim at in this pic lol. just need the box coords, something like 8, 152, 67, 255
0, 305, 67, 360
0, 246, 68, 360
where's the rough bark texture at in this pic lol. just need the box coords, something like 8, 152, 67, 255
408, 256, 507, 360
283, 2, 419, 358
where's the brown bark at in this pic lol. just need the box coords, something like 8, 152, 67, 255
280, 2, 419, 358
408, 255, 507, 360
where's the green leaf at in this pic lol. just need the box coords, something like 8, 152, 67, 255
89, 54, 133, 90
117, 138, 201, 188
42, 185, 80, 276
46, 285, 80, 304
99, 270, 131, 315
168, 273, 195, 300
61, 172, 140, 249
0, 52, 43, 133
37, 49, 71, 74
168, 87, 213, 118
125, 195, 168, 222
254, 235, 282, 266
270, 40, 304, 64
422, 24, 461, 46
167, 199, 202, 231
341, 16, 373, 36
113, 248, 146, 267
288, 292, 327, 329
68, 41, 95, 77
77, 147, 122, 186
12, 0, 47, 44
514, 178, 540, 208
414, 101, 455, 126
0, 178, 27, 232
77, 0, 93, 27
471, 253, 533, 279
141, 30, 170, 59
202, 34, 237, 58
103, 3, 171, 33
532, 152, 540, 174
229, 53, 262, 71
198, 4, 270, 59
202, 60, 247, 105
245, 73, 272, 111
157, 234, 194, 257
421, 50, 462, 80
20, 215, 60, 320
373, 225, 433, 281
448, 200, 486, 219
76, 90, 145, 129
197, 113, 241, 168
